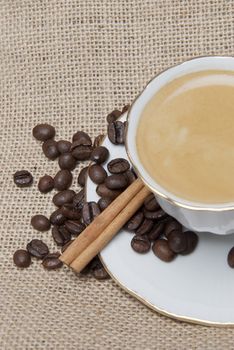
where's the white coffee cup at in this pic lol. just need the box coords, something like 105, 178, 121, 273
126, 56, 234, 235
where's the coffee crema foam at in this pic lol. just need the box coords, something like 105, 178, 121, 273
137, 70, 234, 203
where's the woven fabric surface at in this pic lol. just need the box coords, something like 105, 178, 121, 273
1, 0, 234, 349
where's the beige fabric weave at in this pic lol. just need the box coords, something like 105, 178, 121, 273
1, 1, 234, 349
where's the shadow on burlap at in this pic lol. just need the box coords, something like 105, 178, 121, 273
0, 1, 234, 349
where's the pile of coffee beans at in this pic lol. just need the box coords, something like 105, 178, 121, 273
13, 104, 200, 281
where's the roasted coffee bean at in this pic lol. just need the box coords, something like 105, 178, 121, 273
105, 174, 128, 190
125, 211, 144, 231
82, 202, 101, 225
143, 208, 168, 220
108, 121, 125, 144
42, 139, 60, 160
144, 194, 160, 211
78, 166, 88, 187
50, 209, 66, 226
31, 215, 51, 231
90, 146, 109, 164
61, 239, 74, 253
61, 203, 81, 220
122, 104, 130, 113
96, 184, 122, 199
65, 220, 86, 236
94, 134, 105, 148
98, 197, 113, 211
107, 158, 130, 174
13, 170, 33, 187
148, 222, 165, 242
38, 175, 54, 193
168, 230, 187, 253
123, 169, 137, 185
71, 140, 93, 160
58, 153, 76, 170
135, 218, 154, 235
90, 258, 110, 280
33, 123, 55, 141
42, 252, 63, 270
72, 130, 92, 144
181, 231, 198, 255
52, 226, 71, 246
89, 164, 107, 184
26, 239, 49, 259
57, 140, 72, 154
152, 239, 176, 262
106, 109, 122, 123
73, 189, 85, 211
164, 219, 182, 238
53, 189, 75, 207
228, 247, 234, 268
131, 235, 151, 254
13, 249, 31, 268
54, 170, 72, 191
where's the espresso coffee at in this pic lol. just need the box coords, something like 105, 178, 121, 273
137, 70, 234, 203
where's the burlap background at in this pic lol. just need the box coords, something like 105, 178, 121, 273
1, 1, 234, 349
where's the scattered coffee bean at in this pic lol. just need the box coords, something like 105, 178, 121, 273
90, 146, 109, 164
33, 123, 55, 141
96, 183, 122, 199
228, 247, 234, 268
168, 230, 187, 253
57, 140, 72, 154
135, 218, 154, 235
98, 197, 113, 211
65, 220, 86, 236
61, 203, 81, 220
42, 139, 60, 160
148, 222, 165, 241
123, 169, 137, 185
164, 219, 183, 238
50, 209, 66, 226
107, 158, 130, 174
108, 121, 125, 144
42, 252, 63, 270
90, 257, 110, 280
38, 175, 54, 193
152, 239, 176, 262
78, 166, 88, 187
13, 170, 33, 188
61, 239, 74, 253
52, 226, 71, 246
143, 208, 168, 220
82, 202, 101, 225
106, 109, 122, 123
94, 134, 105, 148
73, 189, 85, 211
89, 164, 107, 184
54, 169, 73, 191
31, 214, 51, 231
125, 211, 144, 231
53, 189, 76, 207
105, 174, 128, 190
71, 140, 93, 160
13, 249, 31, 268
131, 235, 151, 253
144, 193, 160, 211
122, 104, 130, 113
72, 130, 92, 144
58, 153, 76, 170
181, 231, 198, 255
26, 239, 49, 259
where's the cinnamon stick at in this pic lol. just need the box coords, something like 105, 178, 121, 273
60, 178, 144, 265
70, 186, 151, 273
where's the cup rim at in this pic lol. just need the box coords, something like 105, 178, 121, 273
126, 55, 234, 212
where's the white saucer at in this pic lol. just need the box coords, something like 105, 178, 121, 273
86, 113, 234, 326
